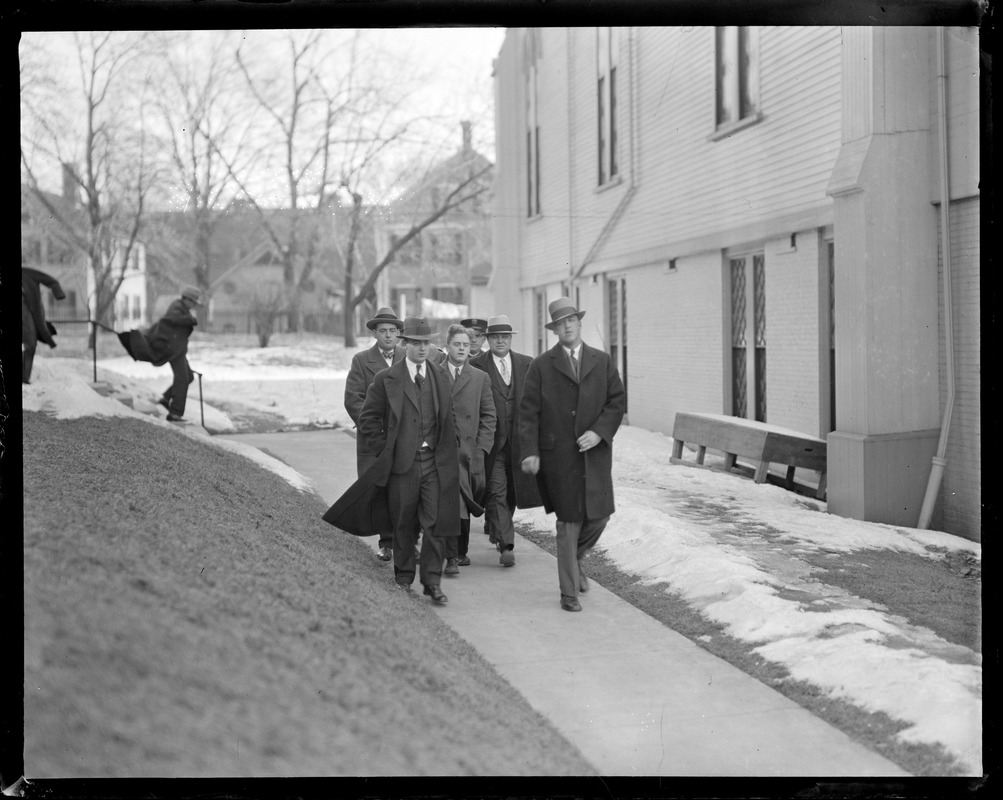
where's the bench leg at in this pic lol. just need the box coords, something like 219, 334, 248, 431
723, 453, 737, 471
671, 440, 684, 460
696, 445, 707, 465
816, 472, 827, 501
785, 465, 796, 489
754, 461, 769, 484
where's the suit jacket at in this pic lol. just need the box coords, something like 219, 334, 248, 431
344, 342, 405, 473
468, 349, 542, 510
324, 358, 460, 537
519, 341, 626, 521
446, 361, 496, 515
21, 267, 65, 348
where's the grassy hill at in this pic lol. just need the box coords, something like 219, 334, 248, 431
21, 412, 596, 777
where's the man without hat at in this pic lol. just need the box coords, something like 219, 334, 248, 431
468, 315, 542, 567
325, 317, 460, 604
519, 297, 625, 612
344, 307, 406, 561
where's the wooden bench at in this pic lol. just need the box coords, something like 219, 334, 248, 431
670, 412, 827, 500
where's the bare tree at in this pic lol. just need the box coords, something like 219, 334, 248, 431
246, 281, 289, 348
20, 31, 161, 345
152, 31, 253, 325
338, 162, 492, 347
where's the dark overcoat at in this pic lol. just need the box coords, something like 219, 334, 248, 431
518, 341, 626, 521
118, 298, 196, 367
344, 342, 405, 473
447, 362, 496, 516
468, 349, 542, 510
22, 267, 65, 349
323, 358, 461, 538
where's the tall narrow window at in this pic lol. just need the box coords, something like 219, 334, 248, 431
525, 29, 542, 217
597, 27, 620, 185
534, 289, 546, 355
715, 27, 759, 129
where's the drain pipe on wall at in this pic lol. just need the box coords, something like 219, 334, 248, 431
917, 27, 957, 530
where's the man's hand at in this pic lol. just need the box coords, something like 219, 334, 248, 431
577, 430, 601, 452
521, 456, 540, 475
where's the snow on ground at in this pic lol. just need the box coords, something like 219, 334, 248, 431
22, 334, 982, 774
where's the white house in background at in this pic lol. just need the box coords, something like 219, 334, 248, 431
108, 239, 149, 332
491, 26, 980, 540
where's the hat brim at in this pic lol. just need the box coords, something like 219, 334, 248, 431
400, 333, 439, 341
545, 310, 585, 330
485, 328, 517, 335
367, 318, 403, 330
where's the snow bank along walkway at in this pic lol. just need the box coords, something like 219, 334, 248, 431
221, 429, 910, 777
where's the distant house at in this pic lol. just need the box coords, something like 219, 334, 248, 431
380, 121, 494, 324
148, 200, 355, 336
21, 165, 149, 346
492, 27, 980, 539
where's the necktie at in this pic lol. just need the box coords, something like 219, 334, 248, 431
453, 365, 460, 381
500, 358, 509, 384
415, 364, 424, 387
570, 349, 579, 379
382, 350, 394, 362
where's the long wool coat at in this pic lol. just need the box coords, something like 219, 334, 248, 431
118, 298, 196, 367
344, 342, 405, 474
22, 267, 65, 349
446, 362, 497, 516
468, 349, 542, 510
518, 341, 626, 521
323, 358, 460, 538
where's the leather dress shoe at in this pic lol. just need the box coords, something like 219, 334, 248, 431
423, 584, 448, 604
560, 595, 582, 612
166, 413, 185, 422
157, 397, 171, 411
377, 546, 392, 562
457, 555, 470, 566
499, 549, 515, 567
444, 558, 460, 576
395, 583, 413, 595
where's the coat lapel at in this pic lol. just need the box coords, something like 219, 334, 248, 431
550, 344, 578, 382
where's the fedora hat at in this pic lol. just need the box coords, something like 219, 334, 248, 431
460, 317, 488, 331
544, 297, 585, 330
181, 286, 203, 305
399, 316, 439, 341
485, 315, 518, 335
366, 306, 404, 330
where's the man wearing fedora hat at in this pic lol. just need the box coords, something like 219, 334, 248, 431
468, 315, 542, 567
520, 297, 625, 612
329, 316, 460, 605
345, 306, 406, 561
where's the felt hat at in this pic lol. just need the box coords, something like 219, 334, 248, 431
460, 317, 488, 331
181, 286, 203, 304
399, 316, 438, 341
366, 307, 404, 330
544, 297, 585, 330
485, 315, 518, 335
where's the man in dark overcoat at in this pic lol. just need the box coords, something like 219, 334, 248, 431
468, 315, 542, 568
21, 266, 67, 384
324, 317, 459, 605
519, 297, 626, 612
441, 323, 496, 575
344, 306, 405, 561
119, 286, 202, 421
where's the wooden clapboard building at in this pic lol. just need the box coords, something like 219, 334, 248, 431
490, 27, 981, 539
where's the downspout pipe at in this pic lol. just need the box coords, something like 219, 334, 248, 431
917, 27, 957, 530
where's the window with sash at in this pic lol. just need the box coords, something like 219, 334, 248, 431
715, 27, 760, 132
597, 27, 620, 186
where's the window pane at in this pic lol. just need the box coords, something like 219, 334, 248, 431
716, 27, 738, 126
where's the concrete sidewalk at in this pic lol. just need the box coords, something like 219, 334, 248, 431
221, 429, 910, 777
